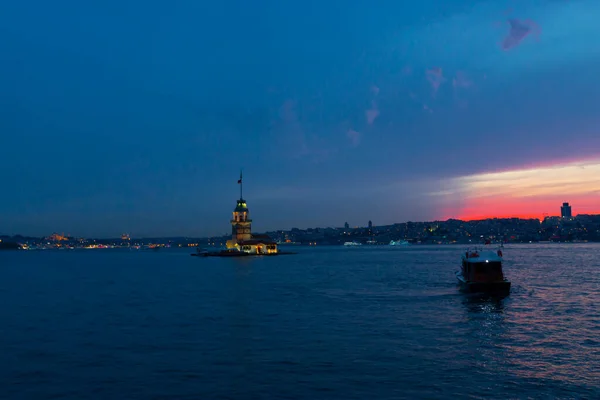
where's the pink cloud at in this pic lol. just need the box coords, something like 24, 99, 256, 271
426, 67, 446, 97
502, 18, 541, 50
444, 158, 600, 221
366, 109, 380, 125
366, 109, 380, 124
366, 100, 380, 124
347, 129, 361, 147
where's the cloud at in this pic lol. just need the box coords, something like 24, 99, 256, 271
386, 0, 600, 80
502, 18, 541, 50
458, 160, 600, 198
365, 101, 380, 124
408, 92, 433, 113
441, 158, 600, 219
347, 129, 361, 147
426, 67, 446, 97
366, 85, 380, 124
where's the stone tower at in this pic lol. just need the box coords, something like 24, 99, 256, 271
231, 199, 252, 243
226, 171, 252, 248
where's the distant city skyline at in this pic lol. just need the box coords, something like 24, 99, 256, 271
1, 200, 589, 239
1, 0, 599, 237
4, 212, 600, 248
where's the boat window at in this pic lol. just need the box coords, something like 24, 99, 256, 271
473, 262, 503, 280
474, 262, 501, 271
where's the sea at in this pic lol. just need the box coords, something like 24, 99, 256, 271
1, 244, 598, 399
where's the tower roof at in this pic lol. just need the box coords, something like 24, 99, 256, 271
234, 199, 248, 212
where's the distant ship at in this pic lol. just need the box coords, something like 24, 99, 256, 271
343, 241, 362, 246
389, 240, 409, 246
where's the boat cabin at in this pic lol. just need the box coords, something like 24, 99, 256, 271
461, 249, 505, 283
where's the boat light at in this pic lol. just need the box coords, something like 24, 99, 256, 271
485, 260, 489, 263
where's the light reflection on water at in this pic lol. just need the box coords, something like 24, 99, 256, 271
500, 244, 599, 389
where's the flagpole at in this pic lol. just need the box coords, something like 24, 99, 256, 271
240, 169, 243, 200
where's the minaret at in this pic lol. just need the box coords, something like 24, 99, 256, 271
226, 171, 252, 248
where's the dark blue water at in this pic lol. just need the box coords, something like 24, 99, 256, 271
1, 244, 599, 399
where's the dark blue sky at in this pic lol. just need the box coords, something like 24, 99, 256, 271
1, 0, 599, 237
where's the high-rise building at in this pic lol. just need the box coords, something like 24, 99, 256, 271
561, 202, 572, 219
344, 222, 349, 229
368, 220, 373, 229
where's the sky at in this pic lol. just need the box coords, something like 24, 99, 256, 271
1, 0, 599, 237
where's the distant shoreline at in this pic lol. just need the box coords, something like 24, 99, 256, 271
2, 214, 600, 247
5, 241, 600, 252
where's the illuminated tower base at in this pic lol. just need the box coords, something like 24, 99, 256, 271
226, 198, 252, 249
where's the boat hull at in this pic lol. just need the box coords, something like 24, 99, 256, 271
456, 272, 511, 293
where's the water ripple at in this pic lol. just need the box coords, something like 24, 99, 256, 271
0, 244, 598, 399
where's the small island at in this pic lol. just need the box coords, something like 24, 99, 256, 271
192, 173, 295, 258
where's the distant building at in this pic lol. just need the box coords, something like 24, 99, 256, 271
47, 233, 67, 241
561, 202, 572, 219
368, 220, 373, 229
344, 222, 349, 229
239, 234, 278, 255
121, 233, 130, 241
225, 172, 278, 254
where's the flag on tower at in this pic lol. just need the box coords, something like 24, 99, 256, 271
238, 171, 242, 184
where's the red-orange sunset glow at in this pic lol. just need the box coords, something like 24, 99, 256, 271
440, 158, 600, 220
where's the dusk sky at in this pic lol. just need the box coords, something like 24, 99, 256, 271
1, 0, 599, 237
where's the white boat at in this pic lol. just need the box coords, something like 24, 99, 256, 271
343, 241, 362, 246
456, 247, 510, 293
389, 240, 409, 246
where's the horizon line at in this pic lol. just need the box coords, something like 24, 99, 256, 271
2, 213, 593, 240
